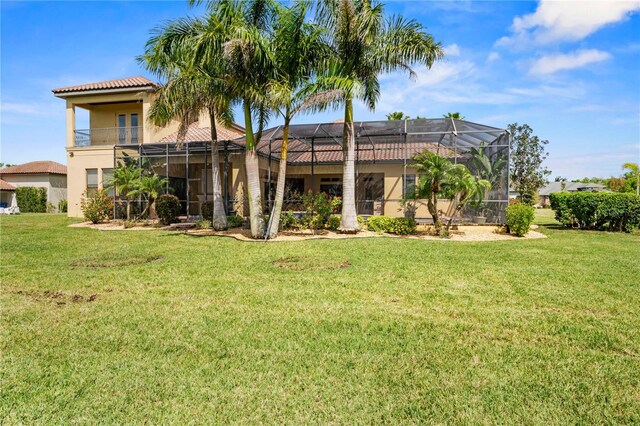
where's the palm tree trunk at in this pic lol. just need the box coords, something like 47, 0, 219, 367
209, 112, 227, 230
126, 198, 131, 221
267, 116, 290, 239
243, 100, 265, 238
339, 98, 360, 233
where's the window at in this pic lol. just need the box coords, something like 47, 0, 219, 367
86, 169, 98, 194
130, 113, 139, 144
403, 174, 416, 198
118, 114, 126, 144
102, 168, 114, 197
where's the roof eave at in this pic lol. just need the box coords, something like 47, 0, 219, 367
53, 86, 157, 98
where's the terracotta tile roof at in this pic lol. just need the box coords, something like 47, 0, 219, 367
159, 123, 245, 143
52, 76, 157, 94
0, 179, 16, 191
246, 138, 457, 165
0, 161, 67, 175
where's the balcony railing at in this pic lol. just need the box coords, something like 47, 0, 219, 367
74, 127, 143, 147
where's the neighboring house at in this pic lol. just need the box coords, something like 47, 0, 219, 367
54, 76, 511, 222
0, 161, 67, 210
538, 181, 608, 206
0, 179, 16, 208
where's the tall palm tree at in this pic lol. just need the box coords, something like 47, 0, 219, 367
409, 150, 455, 234
105, 163, 142, 221
265, 1, 333, 239
444, 112, 465, 120
623, 162, 639, 196
317, 0, 443, 232
140, 17, 233, 230
199, 0, 275, 238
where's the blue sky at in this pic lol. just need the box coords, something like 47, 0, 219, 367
1, 0, 639, 179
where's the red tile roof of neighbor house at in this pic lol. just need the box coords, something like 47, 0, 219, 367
0, 179, 16, 191
52, 76, 157, 94
0, 161, 67, 175
159, 123, 246, 144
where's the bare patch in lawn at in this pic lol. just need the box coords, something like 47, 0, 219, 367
272, 256, 351, 271
12, 290, 98, 305
70, 254, 163, 268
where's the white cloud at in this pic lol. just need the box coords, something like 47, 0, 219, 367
1, 101, 59, 116
497, 0, 640, 47
443, 43, 461, 57
529, 49, 611, 75
486, 52, 501, 63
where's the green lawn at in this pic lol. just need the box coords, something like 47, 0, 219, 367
1, 213, 639, 424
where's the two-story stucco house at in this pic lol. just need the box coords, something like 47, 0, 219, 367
54, 76, 511, 223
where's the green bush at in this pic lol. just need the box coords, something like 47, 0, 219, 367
366, 216, 395, 233
301, 191, 342, 231
80, 189, 114, 224
200, 201, 213, 220
226, 215, 245, 228
15, 187, 47, 213
326, 215, 341, 231
366, 216, 417, 235
550, 192, 640, 232
392, 217, 417, 235
357, 215, 366, 229
58, 199, 68, 213
156, 194, 181, 225
196, 219, 212, 229
280, 211, 299, 230
505, 203, 535, 237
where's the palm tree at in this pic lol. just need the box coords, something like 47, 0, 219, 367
409, 150, 455, 234
129, 174, 169, 219
264, 1, 334, 239
468, 142, 508, 217
317, 0, 443, 232
444, 112, 465, 120
140, 16, 233, 231
386, 111, 409, 120
623, 162, 639, 196
441, 165, 490, 233
199, 0, 275, 238
105, 163, 142, 221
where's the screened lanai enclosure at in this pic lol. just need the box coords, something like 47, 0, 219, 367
112, 118, 510, 224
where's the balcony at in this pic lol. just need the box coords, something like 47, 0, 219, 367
74, 127, 143, 147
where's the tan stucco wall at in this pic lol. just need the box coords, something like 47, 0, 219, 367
66, 147, 114, 217
0, 173, 67, 211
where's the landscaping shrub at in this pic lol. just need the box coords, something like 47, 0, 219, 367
326, 215, 341, 231
226, 215, 245, 228
366, 216, 417, 235
366, 216, 395, 233
357, 215, 366, 229
196, 219, 212, 229
156, 194, 181, 225
301, 191, 341, 231
200, 201, 213, 220
392, 217, 417, 235
505, 203, 535, 237
550, 192, 640, 232
80, 189, 114, 224
58, 199, 68, 213
280, 211, 299, 230
15, 187, 47, 213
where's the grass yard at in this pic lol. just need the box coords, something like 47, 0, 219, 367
1, 212, 639, 424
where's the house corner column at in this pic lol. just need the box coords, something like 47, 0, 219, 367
66, 101, 75, 148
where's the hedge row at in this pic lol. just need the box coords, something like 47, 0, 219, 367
366, 216, 417, 235
15, 187, 47, 213
549, 192, 640, 233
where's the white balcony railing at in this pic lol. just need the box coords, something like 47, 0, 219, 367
74, 127, 143, 147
